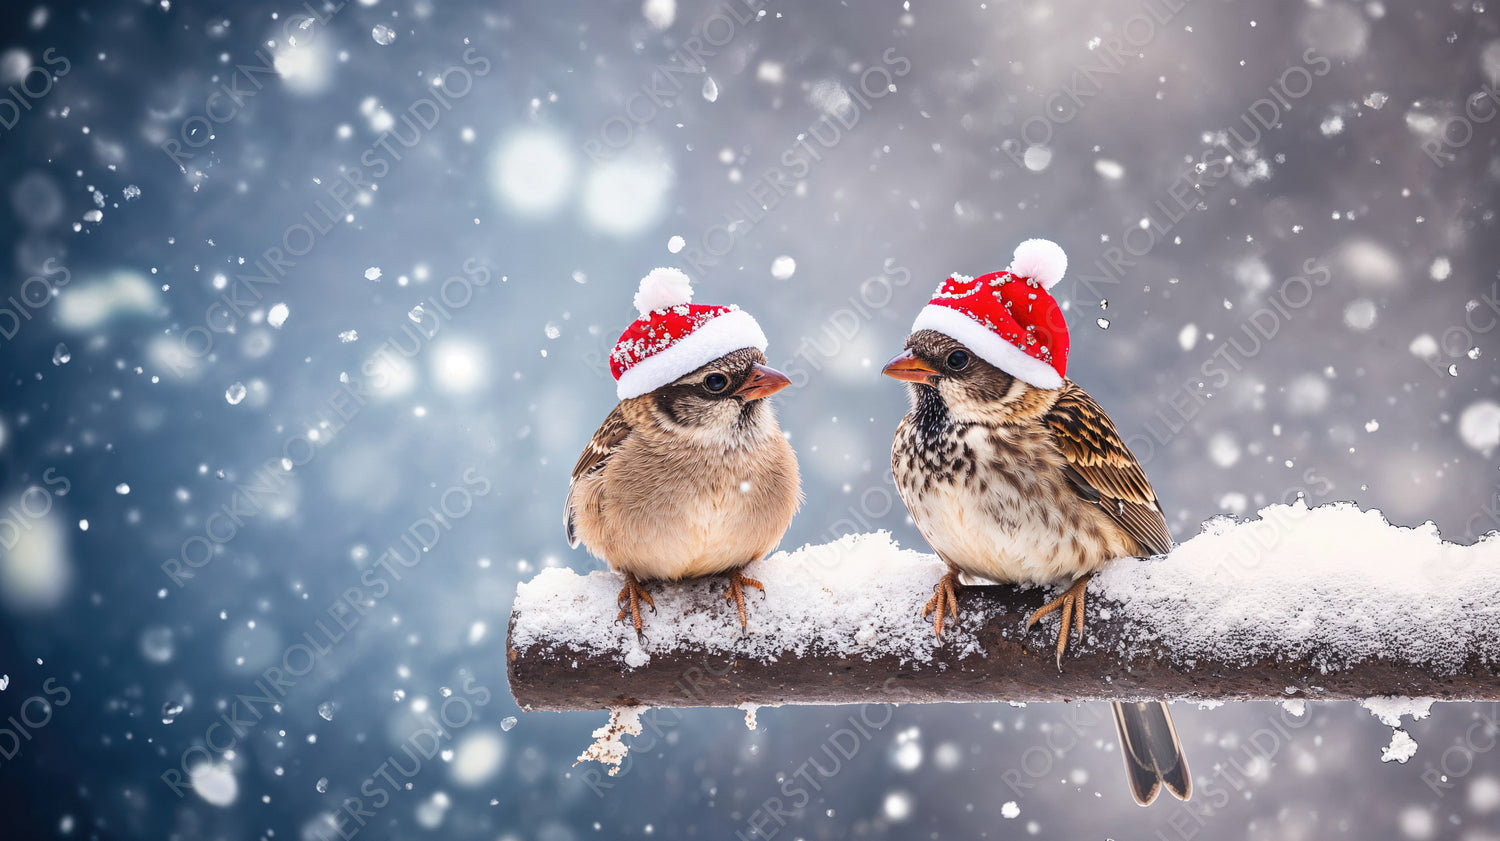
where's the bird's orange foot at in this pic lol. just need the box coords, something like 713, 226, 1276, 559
1025, 573, 1091, 670
923, 570, 962, 637
723, 568, 765, 628
615, 573, 656, 639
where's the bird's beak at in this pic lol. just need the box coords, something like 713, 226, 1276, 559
735, 364, 792, 400
882, 349, 938, 385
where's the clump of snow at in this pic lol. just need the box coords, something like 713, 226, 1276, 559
575, 706, 647, 774
1282, 699, 1306, 717
739, 702, 759, 730
1362, 697, 1435, 763
1000, 801, 1020, 819
1093, 502, 1500, 672
1381, 729, 1418, 763
511, 531, 981, 668
1361, 696, 1436, 727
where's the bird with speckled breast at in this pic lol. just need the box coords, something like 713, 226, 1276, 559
566, 268, 802, 634
882, 239, 1191, 806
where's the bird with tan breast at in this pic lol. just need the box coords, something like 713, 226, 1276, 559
566, 268, 801, 633
882, 239, 1191, 806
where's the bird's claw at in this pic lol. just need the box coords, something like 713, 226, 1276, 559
923, 571, 962, 637
723, 569, 764, 628
615, 574, 656, 640
1024, 574, 1091, 671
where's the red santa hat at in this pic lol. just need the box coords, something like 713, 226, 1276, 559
910, 239, 1070, 389
610, 268, 768, 400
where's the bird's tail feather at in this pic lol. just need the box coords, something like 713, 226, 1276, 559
1111, 701, 1191, 806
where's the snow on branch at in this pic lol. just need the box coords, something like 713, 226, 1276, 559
507, 503, 1500, 712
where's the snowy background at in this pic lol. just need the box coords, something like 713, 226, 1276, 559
1, 0, 1499, 838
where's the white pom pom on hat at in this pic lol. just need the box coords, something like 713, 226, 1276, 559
1007, 238, 1068, 289
633, 267, 695, 315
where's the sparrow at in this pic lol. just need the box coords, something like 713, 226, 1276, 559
566, 269, 802, 633
883, 239, 1190, 806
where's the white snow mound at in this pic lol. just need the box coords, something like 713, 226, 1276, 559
514, 502, 1500, 673
1094, 501, 1500, 671
511, 531, 982, 667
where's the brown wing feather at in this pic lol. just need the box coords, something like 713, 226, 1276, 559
565, 404, 632, 547
1045, 383, 1173, 556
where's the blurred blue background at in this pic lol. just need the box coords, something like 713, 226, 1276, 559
1, 0, 1499, 838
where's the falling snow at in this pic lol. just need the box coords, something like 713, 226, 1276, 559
3, 3, 1496, 839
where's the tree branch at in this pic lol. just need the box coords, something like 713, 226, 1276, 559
507, 508, 1500, 711
509, 581, 1500, 711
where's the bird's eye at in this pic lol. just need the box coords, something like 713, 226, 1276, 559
704, 373, 730, 393
945, 350, 970, 371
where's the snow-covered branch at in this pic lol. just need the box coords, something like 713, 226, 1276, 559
507, 503, 1500, 711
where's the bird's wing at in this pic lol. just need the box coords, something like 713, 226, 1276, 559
1044, 383, 1173, 556
565, 404, 632, 548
